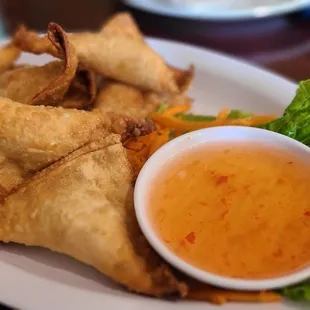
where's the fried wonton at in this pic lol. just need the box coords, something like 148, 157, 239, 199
0, 60, 71, 105
0, 97, 109, 199
93, 82, 158, 119
170, 65, 195, 93
100, 12, 144, 41
94, 81, 193, 119
0, 23, 95, 108
57, 64, 96, 109
0, 44, 21, 74
13, 13, 193, 93
0, 134, 187, 297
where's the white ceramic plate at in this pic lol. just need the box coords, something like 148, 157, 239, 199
0, 38, 303, 310
123, 0, 310, 20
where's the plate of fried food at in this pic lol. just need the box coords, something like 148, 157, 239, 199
0, 11, 308, 310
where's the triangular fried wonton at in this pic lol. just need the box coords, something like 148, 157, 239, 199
0, 97, 109, 198
100, 12, 144, 41
0, 23, 97, 107
93, 81, 193, 119
13, 13, 192, 93
0, 43, 21, 74
0, 134, 187, 297
169, 64, 195, 93
93, 82, 158, 119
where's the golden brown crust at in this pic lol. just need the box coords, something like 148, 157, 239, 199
0, 154, 26, 195
0, 97, 110, 199
13, 24, 58, 57
101, 12, 144, 42
170, 65, 195, 93
93, 82, 158, 119
144, 91, 193, 108
30, 23, 78, 106
60, 65, 97, 109
0, 24, 77, 106
93, 81, 192, 127
0, 134, 187, 297
0, 43, 21, 74
13, 16, 182, 93
4, 24, 94, 108
0, 60, 66, 105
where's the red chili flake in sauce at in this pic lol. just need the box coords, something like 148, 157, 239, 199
185, 232, 196, 244
216, 175, 228, 185
179, 240, 186, 247
273, 249, 283, 258
304, 211, 310, 217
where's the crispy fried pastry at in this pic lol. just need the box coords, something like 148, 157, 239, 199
0, 44, 21, 74
93, 82, 158, 119
94, 81, 192, 119
60, 65, 97, 109
169, 65, 195, 93
0, 134, 187, 297
0, 23, 79, 106
0, 97, 109, 198
13, 14, 193, 93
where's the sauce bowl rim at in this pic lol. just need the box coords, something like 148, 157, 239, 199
134, 126, 310, 290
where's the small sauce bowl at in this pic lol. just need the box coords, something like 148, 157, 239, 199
134, 126, 310, 291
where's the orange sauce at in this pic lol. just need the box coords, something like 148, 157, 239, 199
149, 142, 310, 279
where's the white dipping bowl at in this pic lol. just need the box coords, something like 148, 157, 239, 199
134, 126, 310, 291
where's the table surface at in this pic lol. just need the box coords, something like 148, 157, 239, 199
116, 2, 310, 82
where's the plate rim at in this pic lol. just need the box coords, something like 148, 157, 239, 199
123, 0, 310, 20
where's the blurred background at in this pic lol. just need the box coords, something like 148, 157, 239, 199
0, 0, 310, 80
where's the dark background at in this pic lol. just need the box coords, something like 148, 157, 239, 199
0, 0, 310, 80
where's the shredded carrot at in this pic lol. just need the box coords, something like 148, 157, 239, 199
187, 288, 281, 305
125, 110, 276, 176
174, 130, 184, 137
124, 131, 157, 148
124, 140, 146, 152
163, 103, 192, 117
149, 128, 170, 156
126, 149, 147, 178
124, 132, 158, 176
216, 107, 229, 121
151, 112, 276, 132
188, 289, 226, 305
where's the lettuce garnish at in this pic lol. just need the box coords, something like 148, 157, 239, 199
261, 80, 310, 146
281, 280, 310, 302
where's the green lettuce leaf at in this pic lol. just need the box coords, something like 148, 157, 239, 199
281, 280, 310, 302
261, 80, 310, 146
